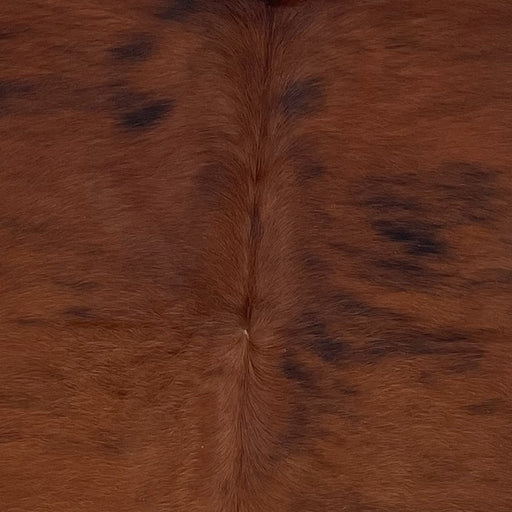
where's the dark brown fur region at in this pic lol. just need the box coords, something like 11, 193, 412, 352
1, 1, 511, 511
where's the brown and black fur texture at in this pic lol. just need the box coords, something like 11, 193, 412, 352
1, 1, 512, 511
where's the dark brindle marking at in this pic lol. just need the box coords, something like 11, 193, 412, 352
365, 329, 484, 360
120, 99, 174, 130
63, 307, 96, 320
110, 36, 154, 63
281, 78, 326, 118
372, 219, 446, 256
157, 0, 201, 21
297, 312, 349, 364
281, 354, 314, 387
466, 399, 504, 416
15, 317, 45, 326
0, 80, 34, 114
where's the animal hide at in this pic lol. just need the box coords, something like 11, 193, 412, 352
0, 1, 511, 510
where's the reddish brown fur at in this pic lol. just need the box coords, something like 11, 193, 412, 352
1, 1, 512, 510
